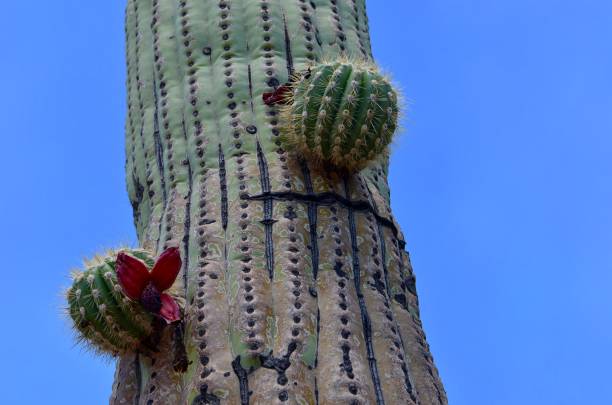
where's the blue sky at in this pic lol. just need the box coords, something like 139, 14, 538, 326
1, 1, 611, 404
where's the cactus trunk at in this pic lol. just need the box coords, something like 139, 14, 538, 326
115, 0, 446, 404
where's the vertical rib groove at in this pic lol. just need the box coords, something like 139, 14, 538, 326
219, 144, 229, 230
345, 180, 385, 405
282, 12, 295, 75
133, 353, 142, 405
152, 75, 168, 224
256, 140, 275, 280
182, 120, 193, 292
300, 160, 320, 281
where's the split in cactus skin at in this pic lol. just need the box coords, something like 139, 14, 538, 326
116, 247, 182, 323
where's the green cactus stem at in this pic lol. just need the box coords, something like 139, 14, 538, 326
67, 249, 157, 355
280, 60, 399, 172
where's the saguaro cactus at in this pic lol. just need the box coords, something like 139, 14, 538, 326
106, 0, 447, 403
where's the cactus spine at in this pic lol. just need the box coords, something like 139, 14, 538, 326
281, 61, 399, 172
103, 1, 449, 404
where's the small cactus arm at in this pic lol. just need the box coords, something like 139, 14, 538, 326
66, 248, 185, 356
87, 1, 449, 404
67, 249, 156, 355
278, 61, 399, 172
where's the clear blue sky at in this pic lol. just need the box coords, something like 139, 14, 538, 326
1, 1, 610, 404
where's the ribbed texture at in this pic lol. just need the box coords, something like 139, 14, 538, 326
280, 60, 399, 172
116, 1, 447, 404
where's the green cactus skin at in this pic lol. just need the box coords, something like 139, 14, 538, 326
105, 1, 448, 404
67, 249, 156, 356
281, 61, 399, 172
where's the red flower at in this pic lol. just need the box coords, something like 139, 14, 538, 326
116, 247, 182, 323
263, 84, 292, 105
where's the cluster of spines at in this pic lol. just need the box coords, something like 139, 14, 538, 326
281, 60, 399, 172
66, 249, 155, 356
